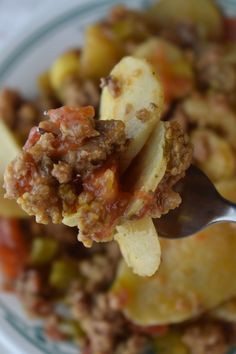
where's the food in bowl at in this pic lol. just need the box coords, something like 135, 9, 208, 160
4, 55, 192, 276
1, 0, 236, 353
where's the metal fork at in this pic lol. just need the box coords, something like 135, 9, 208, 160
154, 165, 236, 238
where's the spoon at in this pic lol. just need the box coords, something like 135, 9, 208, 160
154, 165, 236, 239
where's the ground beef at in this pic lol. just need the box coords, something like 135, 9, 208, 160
0, 88, 22, 128
161, 23, 199, 48
114, 335, 149, 354
4, 106, 127, 236
196, 44, 236, 96
180, 92, 236, 150
100, 75, 122, 98
182, 321, 228, 354
15, 270, 53, 316
60, 77, 100, 109
68, 287, 151, 354
151, 121, 192, 217
61, 242, 133, 354
0, 88, 41, 143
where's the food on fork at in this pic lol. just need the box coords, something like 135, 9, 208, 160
4, 57, 192, 276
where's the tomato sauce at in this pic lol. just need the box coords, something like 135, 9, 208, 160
23, 126, 41, 150
83, 162, 131, 240
0, 219, 28, 283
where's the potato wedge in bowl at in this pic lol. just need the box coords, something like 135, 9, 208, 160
111, 178, 236, 325
3, 56, 191, 276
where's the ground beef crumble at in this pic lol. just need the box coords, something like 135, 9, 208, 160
60, 77, 100, 109
0, 88, 41, 143
4, 106, 127, 230
182, 321, 229, 354
152, 121, 192, 217
100, 75, 122, 97
4, 105, 192, 246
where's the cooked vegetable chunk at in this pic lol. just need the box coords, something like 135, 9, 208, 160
80, 24, 123, 80
114, 217, 161, 277
149, 0, 223, 40
111, 180, 236, 325
50, 50, 80, 93
134, 38, 194, 103
100, 56, 164, 171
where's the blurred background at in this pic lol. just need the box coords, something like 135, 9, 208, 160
0, 0, 55, 51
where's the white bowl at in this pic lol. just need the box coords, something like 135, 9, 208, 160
0, 0, 235, 353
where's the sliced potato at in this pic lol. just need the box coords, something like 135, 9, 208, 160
191, 129, 235, 182
100, 56, 164, 171
115, 217, 161, 277
80, 24, 123, 80
50, 50, 80, 93
0, 119, 20, 177
0, 119, 26, 217
149, 0, 223, 40
0, 183, 26, 218
134, 38, 194, 102
111, 179, 236, 325
125, 121, 167, 218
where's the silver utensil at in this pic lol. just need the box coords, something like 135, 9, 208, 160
154, 165, 236, 239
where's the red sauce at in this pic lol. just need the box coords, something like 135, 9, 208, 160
83, 162, 131, 240
224, 17, 236, 41
45, 106, 98, 157
0, 219, 28, 282
23, 126, 41, 150
48, 105, 95, 128
151, 47, 193, 103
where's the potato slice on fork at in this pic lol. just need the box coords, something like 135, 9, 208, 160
100, 56, 166, 276
100, 56, 164, 172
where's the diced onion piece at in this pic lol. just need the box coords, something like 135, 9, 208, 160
100, 56, 164, 171
115, 216, 161, 277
